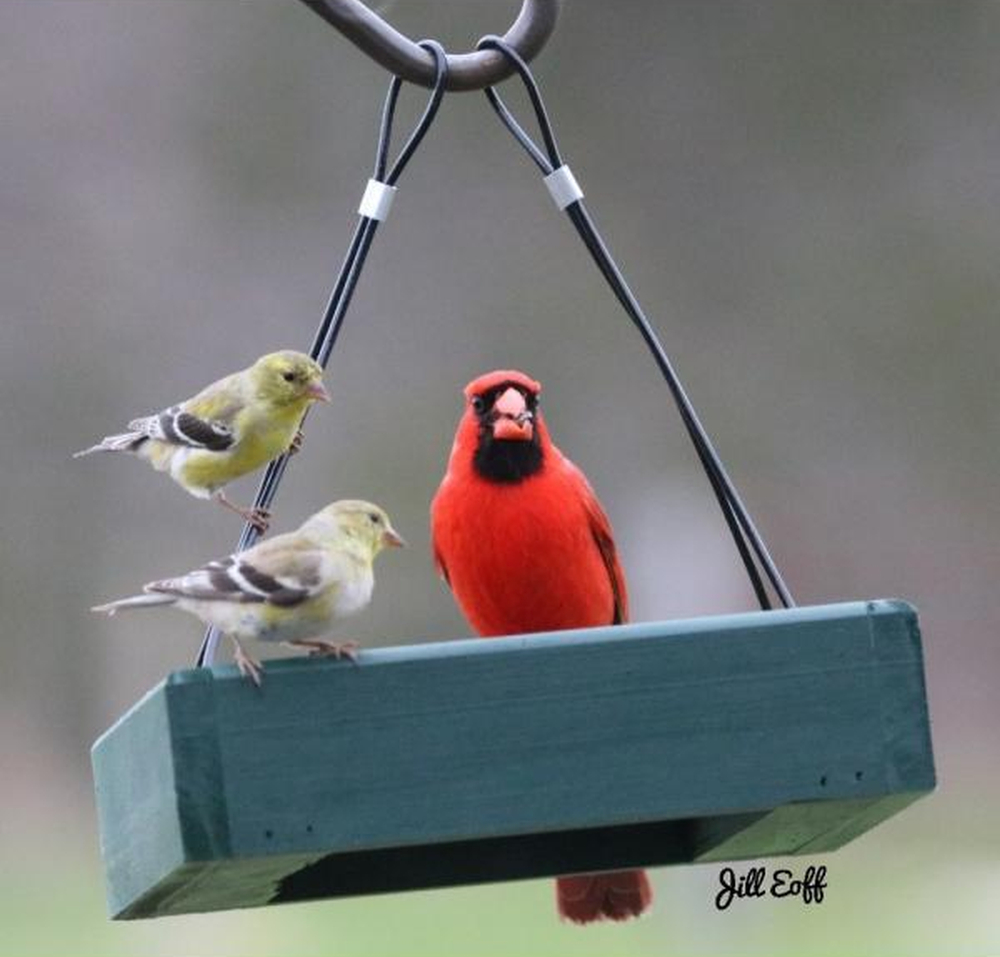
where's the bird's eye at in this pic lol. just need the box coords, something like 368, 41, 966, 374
369, 512, 381, 524
471, 395, 486, 413
282, 371, 296, 383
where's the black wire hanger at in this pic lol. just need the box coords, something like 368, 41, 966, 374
197, 40, 450, 667
478, 34, 794, 611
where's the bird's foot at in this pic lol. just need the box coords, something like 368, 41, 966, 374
246, 506, 271, 534
289, 639, 361, 663
231, 640, 264, 687
288, 430, 305, 456
215, 492, 271, 533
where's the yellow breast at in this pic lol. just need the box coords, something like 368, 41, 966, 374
176, 403, 306, 494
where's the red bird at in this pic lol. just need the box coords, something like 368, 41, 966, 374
430, 369, 652, 924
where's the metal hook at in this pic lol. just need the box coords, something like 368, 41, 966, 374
296, 0, 559, 92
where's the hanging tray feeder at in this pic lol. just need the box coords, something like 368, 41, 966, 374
91, 0, 935, 920
94, 601, 933, 919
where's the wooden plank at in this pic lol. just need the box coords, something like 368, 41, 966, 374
691, 794, 925, 861
91, 599, 935, 919
92, 683, 183, 918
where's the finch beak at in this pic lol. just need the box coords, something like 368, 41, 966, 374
381, 528, 406, 548
306, 381, 331, 403
491, 386, 534, 441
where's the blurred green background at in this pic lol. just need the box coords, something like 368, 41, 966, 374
2, 1, 998, 954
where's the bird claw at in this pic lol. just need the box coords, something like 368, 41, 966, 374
234, 646, 264, 687
215, 492, 271, 533
314, 640, 360, 662
247, 506, 271, 534
288, 430, 305, 456
290, 639, 361, 663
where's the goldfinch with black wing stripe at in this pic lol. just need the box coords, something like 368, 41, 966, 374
91, 500, 405, 685
75, 350, 330, 530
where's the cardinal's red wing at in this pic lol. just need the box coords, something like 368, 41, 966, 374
432, 541, 451, 588
430, 485, 452, 588
571, 464, 629, 625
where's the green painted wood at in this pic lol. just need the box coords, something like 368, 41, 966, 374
91, 599, 935, 919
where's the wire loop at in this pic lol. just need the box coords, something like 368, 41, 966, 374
197, 41, 449, 667
479, 35, 794, 611
480, 36, 561, 173
376, 40, 449, 185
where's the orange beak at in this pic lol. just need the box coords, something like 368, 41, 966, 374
306, 381, 331, 403
491, 387, 534, 441
381, 528, 406, 548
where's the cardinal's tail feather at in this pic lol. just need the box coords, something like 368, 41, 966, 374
556, 869, 652, 924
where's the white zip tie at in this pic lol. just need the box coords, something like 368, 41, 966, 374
543, 164, 583, 210
358, 178, 397, 222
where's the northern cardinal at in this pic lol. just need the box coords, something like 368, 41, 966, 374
430, 369, 652, 924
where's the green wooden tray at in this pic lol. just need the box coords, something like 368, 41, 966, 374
91, 599, 935, 919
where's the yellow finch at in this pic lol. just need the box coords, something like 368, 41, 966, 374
75, 350, 330, 529
91, 500, 405, 686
